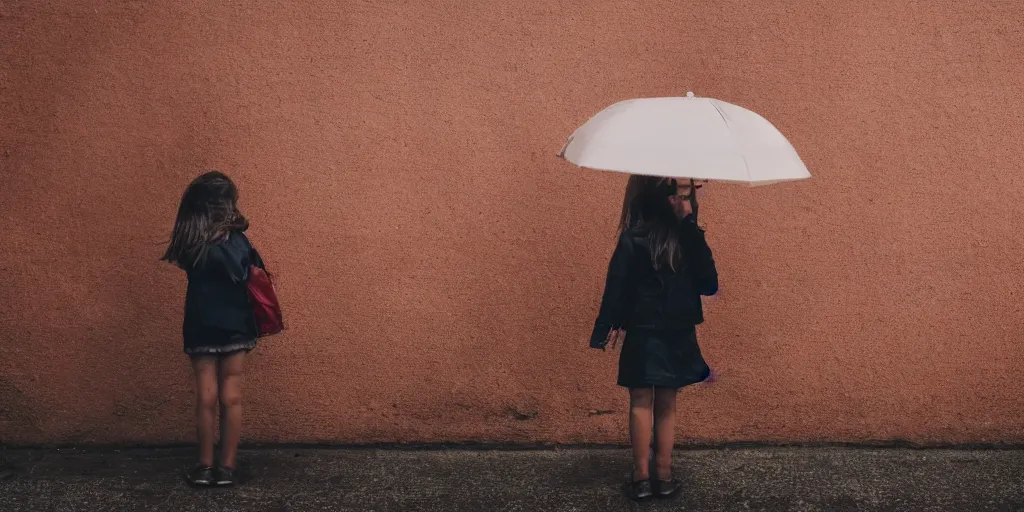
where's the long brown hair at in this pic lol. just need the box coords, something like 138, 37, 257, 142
618, 175, 684, 272
162, 171, 249, 269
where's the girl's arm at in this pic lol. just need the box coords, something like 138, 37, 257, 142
590, 232, 635, 349
237, 232, 266, 271
208, 243, 248, 284
250, 246, 266, 271
680, 220, 719, 296
203, 235, 251, 284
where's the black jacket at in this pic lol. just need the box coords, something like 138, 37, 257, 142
182, 231, 265, 346
590, 219, 719, 349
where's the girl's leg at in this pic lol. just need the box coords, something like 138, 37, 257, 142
628, 387, 655, 481
190, 356, 219, 468
652, 387, 678, 481
217, 351, 246, 469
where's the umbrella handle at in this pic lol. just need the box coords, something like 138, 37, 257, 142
689, 179, 699, 223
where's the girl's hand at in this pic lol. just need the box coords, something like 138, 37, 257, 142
668, 195, 694, 219
670, 179, 703, 222
606, 329, 626, 351
702, 369, 719, 385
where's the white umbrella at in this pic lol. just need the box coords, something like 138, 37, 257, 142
558, 92, 810, 186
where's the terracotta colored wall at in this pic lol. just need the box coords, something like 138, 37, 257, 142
2, 0, 1023, 445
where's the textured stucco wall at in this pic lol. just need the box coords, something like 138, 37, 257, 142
2, 0, 1023, 445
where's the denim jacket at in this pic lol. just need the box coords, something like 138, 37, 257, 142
183, 231, 265, 345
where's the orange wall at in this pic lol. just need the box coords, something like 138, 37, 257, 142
2, 1, 1023, 445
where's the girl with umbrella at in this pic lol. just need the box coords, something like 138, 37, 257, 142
590, 177, 719, 501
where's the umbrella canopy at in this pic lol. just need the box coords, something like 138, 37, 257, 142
558, 93, 811, 185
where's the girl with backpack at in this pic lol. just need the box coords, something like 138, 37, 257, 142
162, 171, 273, 487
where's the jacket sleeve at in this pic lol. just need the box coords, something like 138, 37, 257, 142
250, 246, 266, 271
679, 220, 718, 296
590, 233, 635, 349
206, 243, 248, 284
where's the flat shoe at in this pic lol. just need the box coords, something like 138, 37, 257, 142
187, 465, 215, 487
627, 479, 653, 501
215, 466, 237, 486
654, 478, 681, 498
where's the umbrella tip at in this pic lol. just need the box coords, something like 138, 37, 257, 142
686, 91, 695, 98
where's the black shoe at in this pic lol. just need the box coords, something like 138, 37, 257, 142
215, 466, 237, 486
654, 478, 681, 498
187, 465, 215, 487
627, 479, 653, 501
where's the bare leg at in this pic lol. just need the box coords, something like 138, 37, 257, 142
628, 387, 654, 481
190, 356, 219, 467
652, 387, 678, 481
217, 351, 246, 469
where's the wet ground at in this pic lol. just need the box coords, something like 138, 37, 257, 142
1, 446, 1022, 511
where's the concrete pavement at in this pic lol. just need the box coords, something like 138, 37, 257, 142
1, 446, 1022, 511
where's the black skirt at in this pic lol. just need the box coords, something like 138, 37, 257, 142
617, 327, 710, 390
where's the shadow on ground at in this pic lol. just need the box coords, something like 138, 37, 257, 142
1, 447, 1022, 511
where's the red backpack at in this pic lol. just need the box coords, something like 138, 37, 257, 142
247, 264, 284, 337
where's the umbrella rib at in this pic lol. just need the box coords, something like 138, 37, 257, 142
709, 100, 752, 183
